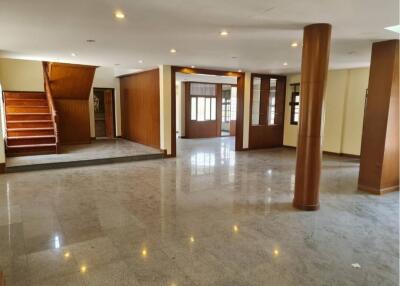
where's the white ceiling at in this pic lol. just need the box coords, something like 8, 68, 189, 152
0, 0, 398, 74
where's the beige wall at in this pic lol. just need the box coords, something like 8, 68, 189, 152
0, 58, 44, 91
283, 67, 369, 155
159, 65, 172, 155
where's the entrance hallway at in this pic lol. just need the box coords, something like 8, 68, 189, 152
5, 139, 163, 172
0, 137, 398, 285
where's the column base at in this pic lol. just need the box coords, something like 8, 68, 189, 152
293, 201, 320, 211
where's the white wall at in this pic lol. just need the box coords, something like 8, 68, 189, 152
89, 67, 121, 137
283, 67, 369, 155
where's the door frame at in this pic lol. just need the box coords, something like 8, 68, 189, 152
248, 74, 286, 149
93, 87, 116, 138
171, 66, 245, 157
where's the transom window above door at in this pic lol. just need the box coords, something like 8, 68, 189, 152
189, 83, 217, 122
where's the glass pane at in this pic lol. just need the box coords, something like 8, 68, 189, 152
197, 97, 205, 121
251, 77, 261, 125
268, 78, 277, 126
205, 98, 211, 120
190, 83, 216, 96
191, 97, 197, 120
211, 98, 216, 120
230, 87, 237, 120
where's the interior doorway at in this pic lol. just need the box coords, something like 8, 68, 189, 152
172, 67, 245, 157
93, 88, 115, 139
221, 84, 237, 137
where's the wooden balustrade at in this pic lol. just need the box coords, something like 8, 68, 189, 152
42, 62, 60, 153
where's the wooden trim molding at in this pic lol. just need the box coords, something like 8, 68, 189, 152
283, 145, 360, 158
358, 184, 399, 195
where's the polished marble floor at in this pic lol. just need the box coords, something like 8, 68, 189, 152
0, 137, 398, 285
6, 138, 162, 169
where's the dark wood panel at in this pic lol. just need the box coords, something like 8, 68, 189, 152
359, 39, 399, 194
104, 89, 114, 138
54, 99, 91, 144
184, 82, 220, 139
249, 74, 286, 149
120, 69, 160, 149
48, 63, 96, 100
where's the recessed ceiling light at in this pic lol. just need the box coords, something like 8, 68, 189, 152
220, 30, 229, 36
283, 62, 288, 66
191, 65, 196, 68
115, 11, 125, 19
138, 60, 143, 64
170, 48, 177, 54
384, 25, 400, 34
71, 53, 77, 57
291, 42, 298, 47
86, 39, 96, 43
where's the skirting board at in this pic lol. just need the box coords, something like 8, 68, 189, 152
0, 163, 5, 174
358, 184, 399, 195
282, 145, 360, 158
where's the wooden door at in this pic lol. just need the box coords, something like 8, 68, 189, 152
249, 75, 286, 149
104, 89, 114, 138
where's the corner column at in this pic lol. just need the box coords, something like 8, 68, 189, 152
293, 23, 332, 211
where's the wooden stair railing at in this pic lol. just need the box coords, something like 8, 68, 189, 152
42, 62, 60, 153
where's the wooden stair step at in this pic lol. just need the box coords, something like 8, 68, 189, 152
7, 135, 56, 146
6, 113, 52, 121
7, 127, 54, 137
4, 92, 46, 99
6, 106, 49, 113
7, 120, 53, 128
6, 98, 48, 106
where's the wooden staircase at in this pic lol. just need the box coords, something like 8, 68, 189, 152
3, 62, 60, 156
4, 91, 57, 156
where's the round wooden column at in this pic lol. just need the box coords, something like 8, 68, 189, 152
293, 23, 331, 211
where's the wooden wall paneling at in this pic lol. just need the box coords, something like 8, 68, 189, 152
119, 69, 160, 149
358, 39, 399, 194
54, 99, 91, 144
47, 62, 96, 144
104, 89, 114, 138
234, 74, 245, 151
48, 63, 96, 100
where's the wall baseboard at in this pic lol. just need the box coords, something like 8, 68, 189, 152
0, 163, 5, 174
358, 184, 399, 195
282, 145, 360, 158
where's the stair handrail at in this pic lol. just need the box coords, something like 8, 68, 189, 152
42, 62, 60, 153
